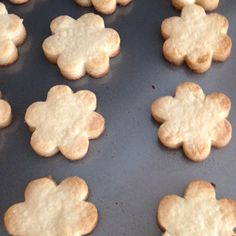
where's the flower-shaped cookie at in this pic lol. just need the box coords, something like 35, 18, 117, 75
25, 85, 105, 160
0, 91, 12, 128
151, 82, 232, 162
172, 0, 219, 11
158, 180, 236, 236
75, 0, 132, 14
42, 13, 120, 80
5, 176, 98, 236
0, 3, 27, 65
161, 4, 232, 73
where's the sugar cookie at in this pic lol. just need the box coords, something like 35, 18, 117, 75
158, 180, 236, 236
161, 4, 231, 73
151, 82, 232, 162
25, 85, 105, 160
5, 176, 98, 236
43, 13, 120, 80
0, 2, 27, 65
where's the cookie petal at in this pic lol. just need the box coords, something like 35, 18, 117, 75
181, 4, 206, 20
6, 15, 25, 45
184, 180, 216, 200
47, 85, 73, 100
60, 135, 89, 160
58, 177, 89, 201
102, 28, 120, 57
175, 82, 205, 100
67, 201, 98, 236
9, 0, 29, 4
117, 0, 132, 6
196, 0, 219, 11
92, 0, 117, 14
0, 99, 12, 128
4, 203, 29, 235
158, 121, 183, 148
76, 90, 97, 111
42, 35, 66, 63
79, 13, 104, 29
50, 15, 76, 34
31, 129, 59, 157
0, 3, 7, 14
24, 177, 56, 202
151, 97, 174, 123
25, 102, 46, 130
86, 112, 105, 139
0, 39, 18, 65
186, 50, 212, 73
74, 0, 92, 7
219, 199, 236, 229
57, 53, 86, 80
208, 13, 229, 33
206, 92, 231, 119
163, 38, 185, 66
183, 139, 211, 162
213, 35, 232, 61
171, 0, 195, 10
212, 120, 232, 148
86, 52, 110, 78
158, 195, 184, 232
161, 17, 184, 39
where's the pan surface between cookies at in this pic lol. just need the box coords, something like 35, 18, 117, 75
158, 180, 236, 235
74, 0, 132, 14
42, 13, 120, 80
4, 176, 98, 236
151, 82, 232, 162
0, 3, 27, 65
161, 4, 232, 73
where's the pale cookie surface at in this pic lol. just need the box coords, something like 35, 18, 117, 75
151, 82, 232, 162
4, 176, 98, 236
74, 0, 132, 14
42, 13, 120, 80
0, 91, 12, 128
158, 180, 236, 236
161, 4, 231, 73
25, 85, 105, 160
172, 0, 219, 11
0, 2, 26, 65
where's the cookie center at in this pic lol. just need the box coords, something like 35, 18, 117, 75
57, 25, 110, 59
44, 94, 87, 141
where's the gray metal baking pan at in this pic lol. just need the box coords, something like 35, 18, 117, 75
0, 0, 236, 235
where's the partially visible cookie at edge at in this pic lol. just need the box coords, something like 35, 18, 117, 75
42, 13, 120, 80
74, 0, 132, 14
0, 2, 27, 65
25, 85, 105, 160
172, 0, 219, 11
0, 91, 12, 128
158, 180, 236, 235
9, 0, 30, 4
151, 82, 232, 162
4, 176, 98, 236
161, 4, 232, 73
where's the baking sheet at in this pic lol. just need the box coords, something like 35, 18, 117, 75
0, 0, 236, 235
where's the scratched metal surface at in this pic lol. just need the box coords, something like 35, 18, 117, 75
0, 0, 236, 235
